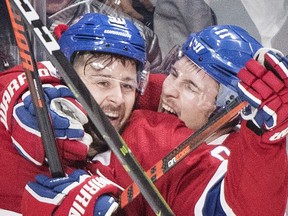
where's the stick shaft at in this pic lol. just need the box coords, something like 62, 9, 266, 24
9, 0, 174, 214
5, 0, 64, 178
120, 98, 247, 208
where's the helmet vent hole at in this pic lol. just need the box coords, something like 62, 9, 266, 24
198, 57, 203, 62
105, 44, 110, 47
123, 47, 128, 51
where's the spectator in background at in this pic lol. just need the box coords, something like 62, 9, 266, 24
153, 0, 217, 57
0, 0, 19, 71
132, 0, 155, 30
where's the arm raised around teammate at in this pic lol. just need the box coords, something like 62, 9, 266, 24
237, 50, 288, 143
223, 50, 288, 215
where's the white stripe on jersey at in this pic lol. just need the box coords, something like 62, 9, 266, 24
0, 209, 22, 216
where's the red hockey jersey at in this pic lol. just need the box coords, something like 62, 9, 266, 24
102, 109, 287, 215
0, 63, 286, 215
0, 62, 84, 213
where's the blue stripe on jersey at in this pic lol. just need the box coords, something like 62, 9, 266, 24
202, 176, 226, 216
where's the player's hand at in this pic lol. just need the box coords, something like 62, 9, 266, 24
12, 84, 92, 165
237, 50, 288, 143
21, 169, 120, 216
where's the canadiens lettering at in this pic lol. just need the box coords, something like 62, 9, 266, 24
0, 68, 53, 129
68, 176, 111, 216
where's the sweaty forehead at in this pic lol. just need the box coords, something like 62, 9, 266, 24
89, 58, 137, 81
174, 57, 208, 79
174, 56, 219, 91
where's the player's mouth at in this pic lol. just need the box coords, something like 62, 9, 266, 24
160, 102, 178, 117
104, 110, 121, 124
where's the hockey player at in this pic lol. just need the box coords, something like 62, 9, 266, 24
21, 24, 287, 215
111, 26, 288, 215
0, 13, 148, 215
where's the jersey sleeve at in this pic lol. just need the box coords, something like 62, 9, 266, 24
167, 122, 287, 216
223, 120, 288, 215
0, 61, 62, 165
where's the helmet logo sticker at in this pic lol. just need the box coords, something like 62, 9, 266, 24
215, 29, 235, 39
104, 29, 131, 39
192, 38, 205, 53
106, 16, 131, 39
108, 16, 126, 27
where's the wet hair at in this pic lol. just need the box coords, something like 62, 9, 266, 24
72, 51, 138, 74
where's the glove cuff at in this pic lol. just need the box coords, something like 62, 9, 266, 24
54, 173, 120, 216
2, 62, 61, 131
246, 120, 266, 136
261, 120, 288, 144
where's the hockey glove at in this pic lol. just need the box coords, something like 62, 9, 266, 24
237, 51, 288, 143
12, 84, 92, 165
21, 169, 120, 216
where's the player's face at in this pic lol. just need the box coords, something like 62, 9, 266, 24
74, 54, 137, 132
159, 56, 219, 130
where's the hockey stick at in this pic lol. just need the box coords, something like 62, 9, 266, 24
120, 97, 248, 208
5, 0, 65, 178
8, 0, 174, 215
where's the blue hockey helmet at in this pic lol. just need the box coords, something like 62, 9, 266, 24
181, 25, 263, 93
58, 13, 146, 67
58, 13, 149, 93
